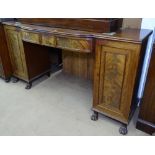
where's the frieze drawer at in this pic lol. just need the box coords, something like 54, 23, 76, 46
21, 30, 40, 44
56, 37, 92, 53
42, 34, 56, 47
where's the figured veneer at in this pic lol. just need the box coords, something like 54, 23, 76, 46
42, 34, 56, 47
62, 50, 94, 80
21, 30, 41, 44
57, 36, 92, 53
3, 20, 152, 134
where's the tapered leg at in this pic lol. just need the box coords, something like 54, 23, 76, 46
25, 82, 32, 89
5, 77, 11, 83
91, 111, 98, 121
119, 124, 128, 135
47, 72, 51, 77
12, 77, 19, 83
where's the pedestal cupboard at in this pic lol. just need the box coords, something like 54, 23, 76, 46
92, 30, 151, 135
4, 25, 51, 89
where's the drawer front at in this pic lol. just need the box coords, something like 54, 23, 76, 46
42, 34, 56, 47
56, 37, 92, 53
21, 31, 40, 44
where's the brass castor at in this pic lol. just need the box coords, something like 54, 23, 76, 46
25, 83, 32, 89
119, 125, 128, 135
91, 112, 98, 121
12, 77, 19, 83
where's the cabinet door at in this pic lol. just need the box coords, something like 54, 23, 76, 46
5, 29, 28, 80
93, 40, 141, 123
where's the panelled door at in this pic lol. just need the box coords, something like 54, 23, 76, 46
93, 40, 141, 123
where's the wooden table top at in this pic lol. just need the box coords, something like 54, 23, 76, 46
3, 21, 152, 43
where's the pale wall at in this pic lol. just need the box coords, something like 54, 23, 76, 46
123, 18, 142, 29
138, 18, 155, 100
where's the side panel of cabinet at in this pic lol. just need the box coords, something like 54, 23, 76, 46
0, 57, 4, 77
93, 40, 141, 123
136, 43, 155, 135
0, 23, 12, 80
5, 28, 28, 80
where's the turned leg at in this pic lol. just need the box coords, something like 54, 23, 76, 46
91, 111, 98, 121
12, 77, 19, 83
5, 77, 11, 83
25, 82, 32, 89
119, 123, 128, 135
47, 72, 51, 77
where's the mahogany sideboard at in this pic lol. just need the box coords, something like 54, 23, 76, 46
2, 20, 152, 134
136, 42, 155, 135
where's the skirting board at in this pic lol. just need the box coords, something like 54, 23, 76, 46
136, 118, 155, 135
